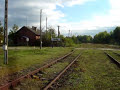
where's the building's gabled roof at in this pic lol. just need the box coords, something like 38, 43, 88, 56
16, 26, 40, 35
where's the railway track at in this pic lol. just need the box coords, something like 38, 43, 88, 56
43, 53, 81, 90
105, 52, 120, 68
113, 52, 120, 56
0, 51, 74, 90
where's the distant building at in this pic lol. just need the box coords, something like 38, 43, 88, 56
15, 26, 41, 46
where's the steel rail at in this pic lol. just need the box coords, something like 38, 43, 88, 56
43, 53, 81, 90
113, 52, 120, 56
0, 51, 74, 90
104, 52, 120, 68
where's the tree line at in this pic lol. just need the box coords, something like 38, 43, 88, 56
0, 21, 120, 46
93, 27, 120, 45
74, 27, 120, 45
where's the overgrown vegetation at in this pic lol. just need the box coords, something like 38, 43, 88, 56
0, 47, 72, 78
57, 49, 120, 90
106, 51, 120, 62
8, 24, 19, 45
75, 43, 120, 49
15, 50, 81, 89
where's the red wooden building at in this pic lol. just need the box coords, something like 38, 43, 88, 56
15, 26, 40, 46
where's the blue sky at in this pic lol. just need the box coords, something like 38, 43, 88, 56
0, 0, 120, 36
57, 0, 110, 22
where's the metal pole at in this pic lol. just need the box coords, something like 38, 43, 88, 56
69, 30, 70, 37
4, 0, 8, 64
71, 31, 72, 37
57, 26, 60, 47
46, 17, 47, 34
58, 26, 60, 38
51, 29, 53, 48
40, 9, 42, 49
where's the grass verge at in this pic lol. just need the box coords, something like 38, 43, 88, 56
15, 50, 81, 90
57, 49, 120, 90
0, 47, 72, 78
106, 51, 120, 62
75, 43, 120, 49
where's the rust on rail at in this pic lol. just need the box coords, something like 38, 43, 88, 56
105, 52, 120, 68
113, 52, 120, 56
44, 53, 81, 90
0, 51, 74, 90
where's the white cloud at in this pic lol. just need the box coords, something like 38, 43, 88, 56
2, 0, 66, 28
61, 0, 120, 35
3, 0, 95, 30
1, 0, 119, 36
64, 0, 96, 7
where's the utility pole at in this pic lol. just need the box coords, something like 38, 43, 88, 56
58, 26, 60, 38
40, 9, 42, 49
68, 30, 70, 37
57, 26, 60, 47
51, 29, 53, 48
71, 31, 72, 37
4, 0, 8, 64
46, 17, 47, 34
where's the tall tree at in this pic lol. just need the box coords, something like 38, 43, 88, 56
9, 24, 19, 34
113, 27, 120, 44
8, 24, 19, 45
77, 35, 93, 43
93, 31, 110, 44
42, 26, 56, 46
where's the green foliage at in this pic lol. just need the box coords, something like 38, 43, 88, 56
59, 50, 120, 90
113, 27, 120, 44
64, 37, 75, 47
0, 47, 71, 78
93, 31, 111, 44
8, 24, 19, 45
77, 35, 93, 43
9, 24, 19, 34
72, 35, 79, 44
42, 26, 57, 46
93, 27, 120, 45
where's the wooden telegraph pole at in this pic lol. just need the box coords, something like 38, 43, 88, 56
4, 0, 8, 64
46, 17, 48, 39
40, 9, 42, 49
46, 17, 47, 34
57, 26, 60, 47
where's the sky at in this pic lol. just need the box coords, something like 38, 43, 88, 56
0, 0, 120, 36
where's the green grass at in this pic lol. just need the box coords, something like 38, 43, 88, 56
0, 47, 72, 78
0, 44, 120, 89
106, 51, 120, 62
15, 50, 81, 90
17, 62, 70, 90
75, 43, 120, 49
114, 50, 120, 54
58, 49, 120, 90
